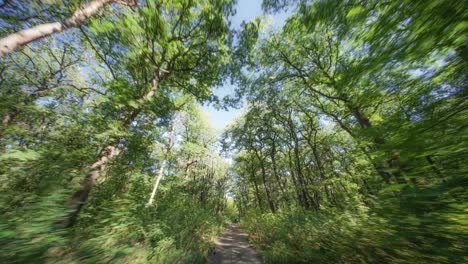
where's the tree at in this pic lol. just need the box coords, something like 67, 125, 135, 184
63, 0, 234, 226
227, 1, 466, 263
0, 0, 138, 56
147, 111, 180, 206
1, 1, 236, 262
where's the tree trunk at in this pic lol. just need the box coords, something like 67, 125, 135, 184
184, 159, 197, 180
287, 147, 305, 209
270, 138, 288, 204
148, 113, 177, 205
63, 144, 116, 227
64, 71, 160, 227
148, 160, 167, 205
0, 0, 133, 56
249, 167, 264, 213
253, 148, 276, 213
288, 119, 317, 210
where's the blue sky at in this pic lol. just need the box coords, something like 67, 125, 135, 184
202, 0, 291, 132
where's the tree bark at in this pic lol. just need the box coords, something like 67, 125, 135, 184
249, 165, 264, 213
287, 115, 318, 210
148, 118, 176, 206
64, 71, 160, 227
148, 160, 167, 205
0, 0, 134, 56
63, 144, 117, 227
287, 145, 305, 209
269, 137, 288, 204
253, 148, 276, 213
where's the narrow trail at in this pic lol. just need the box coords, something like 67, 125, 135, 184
207, 224, 261, 264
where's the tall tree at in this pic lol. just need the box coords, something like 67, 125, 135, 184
63, 0, 234, 226
0, 0, 137, 56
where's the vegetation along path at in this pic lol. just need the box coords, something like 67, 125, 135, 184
0, 0, 465, 263
208, 224, 261, 264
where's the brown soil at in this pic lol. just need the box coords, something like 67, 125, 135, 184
207, 224, 262, 264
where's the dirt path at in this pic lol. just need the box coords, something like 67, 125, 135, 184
207, 224, 261, 264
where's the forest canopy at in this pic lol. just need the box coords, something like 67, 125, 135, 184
0, 0, 466, 263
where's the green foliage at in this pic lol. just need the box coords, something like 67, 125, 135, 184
0, 0, 235, 263
242, 182, 467, 263
0, 0, 466, 263
242, 208, 394, 264
226, 0, 467, 263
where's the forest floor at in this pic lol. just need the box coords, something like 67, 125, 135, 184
207, 224, 261, 264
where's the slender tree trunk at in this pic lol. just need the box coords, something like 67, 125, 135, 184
253, 148, 276, 213
148, 114, 177, 205
148, 160, 167, 205
289, 123, 316, 210
250, 169, 264, 213
184, 159, 197, 180
285, 111, 315, 210
270, 138, 288, 204
63, 144, 117, 227
0, 0, 134, 56
287, 147, 305, 209
240, 184, 249, 211
64, 71, 160, 227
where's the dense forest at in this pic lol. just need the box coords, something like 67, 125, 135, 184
0, 0, 466, 263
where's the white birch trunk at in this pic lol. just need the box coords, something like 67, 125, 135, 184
147, 112, 180, 206
147, 159, 167, 206
0, 0, 118, 56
